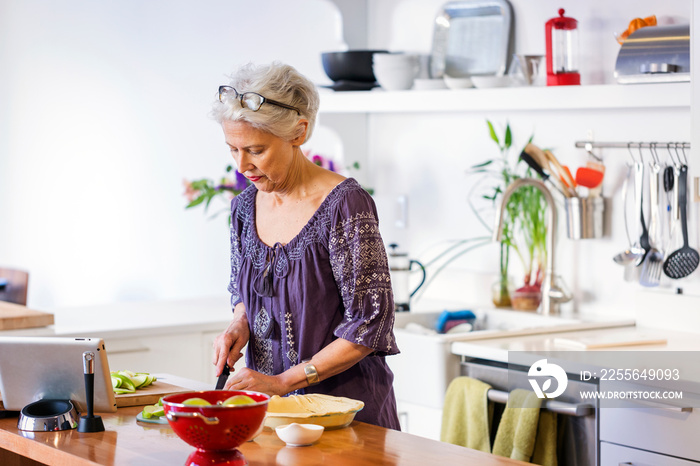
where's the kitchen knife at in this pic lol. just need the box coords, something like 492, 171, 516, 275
215, 363, 231, 390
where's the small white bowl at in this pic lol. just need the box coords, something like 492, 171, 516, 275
275, 423, 324, 446
471, 75, 511, 89
372, 53, 419, 67
443, 75, 473, 89
373, 64, 418, 91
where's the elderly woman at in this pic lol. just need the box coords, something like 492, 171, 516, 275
211, 62, 400, 430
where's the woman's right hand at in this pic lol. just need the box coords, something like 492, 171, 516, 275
212, 302, 250, 377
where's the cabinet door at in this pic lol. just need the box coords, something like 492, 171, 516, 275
396, 400, 443, 440
106, 334, 203, 382
601, 441, 698, 466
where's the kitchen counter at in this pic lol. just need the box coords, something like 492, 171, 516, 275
451, 325, 700, 363
0, 374, 530, 466
0, 296, 233, 339
452, 325, 700, 390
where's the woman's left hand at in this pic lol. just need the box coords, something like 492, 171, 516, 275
224, 367, 287, 396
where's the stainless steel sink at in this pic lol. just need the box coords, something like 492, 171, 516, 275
388, 308, 635, 409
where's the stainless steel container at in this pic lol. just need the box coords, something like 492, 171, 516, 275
614, 24, 690, 84
565, 197, 605, 239
17, 399, 80, 432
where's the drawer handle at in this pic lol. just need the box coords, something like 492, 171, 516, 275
628, 398, 693, 413
618, 463, 633, 465
487, 389, 594, 417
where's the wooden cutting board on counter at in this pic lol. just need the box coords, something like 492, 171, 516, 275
0, 301, 54, 330
1, 380, 194, 411
115, 380, 193, 407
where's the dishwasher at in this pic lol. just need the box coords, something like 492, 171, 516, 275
460, 356, 598, 466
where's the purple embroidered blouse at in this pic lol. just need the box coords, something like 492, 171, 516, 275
228, 178, 400, 430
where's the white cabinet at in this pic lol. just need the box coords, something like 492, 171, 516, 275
600, 442, 699, 466
396, 400, 443, 441
600, 405, 700, 463
599, 377, 700, 463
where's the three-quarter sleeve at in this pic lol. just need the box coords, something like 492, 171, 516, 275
228, 195, 244, 310
328, 187, 398, 355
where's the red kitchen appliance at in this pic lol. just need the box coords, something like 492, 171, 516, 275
163, 390, 269, 466
545, 8, 580, 86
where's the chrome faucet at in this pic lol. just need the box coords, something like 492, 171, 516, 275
492, 178, 572, 315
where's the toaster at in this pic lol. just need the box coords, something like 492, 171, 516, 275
614, 24, 689, 84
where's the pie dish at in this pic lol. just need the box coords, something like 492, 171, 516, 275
264, 393, 364, 430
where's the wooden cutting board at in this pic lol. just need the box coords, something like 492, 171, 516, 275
1, 381, 194, 411
115, 380, 193, 407
0, 301, 54, 330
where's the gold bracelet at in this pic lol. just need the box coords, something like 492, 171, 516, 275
304, 364, 320, 386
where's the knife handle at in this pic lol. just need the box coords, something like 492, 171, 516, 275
215, 363, 231, 390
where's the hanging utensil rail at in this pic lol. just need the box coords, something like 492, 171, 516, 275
575, 141, 690, 150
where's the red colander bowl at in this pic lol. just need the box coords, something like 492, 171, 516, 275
162, 390, 269, 451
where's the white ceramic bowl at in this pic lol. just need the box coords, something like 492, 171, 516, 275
372, 53, 419, 67
443, 75, 474, 89
470, 75, 511, 89
275, 423, 324, 446
373, 63, 418, 90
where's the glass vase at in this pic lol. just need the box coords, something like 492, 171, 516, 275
491, 276, 514, 308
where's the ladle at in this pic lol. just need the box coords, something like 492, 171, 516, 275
613, 163, 646, 265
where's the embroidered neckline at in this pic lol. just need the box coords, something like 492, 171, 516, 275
249, 177, 358, 252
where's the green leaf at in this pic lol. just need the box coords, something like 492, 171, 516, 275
504, 124, 512, 149
487, 120, 499, 145
226, 165, 233, 172
186, 194, 207, 208
471, 160, 494, 169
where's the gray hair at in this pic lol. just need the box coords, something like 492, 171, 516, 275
211, 62, 320, 143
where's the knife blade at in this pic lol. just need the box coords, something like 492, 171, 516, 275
215, 363, 231, 390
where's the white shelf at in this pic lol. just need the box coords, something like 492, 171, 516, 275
318, 82, 690, 114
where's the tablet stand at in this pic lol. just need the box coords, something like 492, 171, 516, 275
77, 351, 104, 433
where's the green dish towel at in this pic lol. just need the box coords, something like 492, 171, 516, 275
532, 410, 558, 466
440, 376, 492, 452
492, 389, 543, 462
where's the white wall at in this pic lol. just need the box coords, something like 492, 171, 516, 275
2, 0, 698, 333
0, 0, 344, 308
360, 0, 699, 331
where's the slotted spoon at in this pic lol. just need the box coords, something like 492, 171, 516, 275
663, 165, 699, 279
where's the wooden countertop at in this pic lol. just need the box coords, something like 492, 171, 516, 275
0, 405, 529, 466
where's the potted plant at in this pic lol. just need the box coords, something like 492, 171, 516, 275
468, 121, 547, 310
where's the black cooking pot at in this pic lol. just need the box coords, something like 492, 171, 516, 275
321, 50, 389, 83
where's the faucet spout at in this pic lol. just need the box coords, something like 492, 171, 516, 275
493, 178, 570, 315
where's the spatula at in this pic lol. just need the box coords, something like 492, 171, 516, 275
663, 165, 699, 279
575, 167, 604, 189
640, 163, 664, 287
